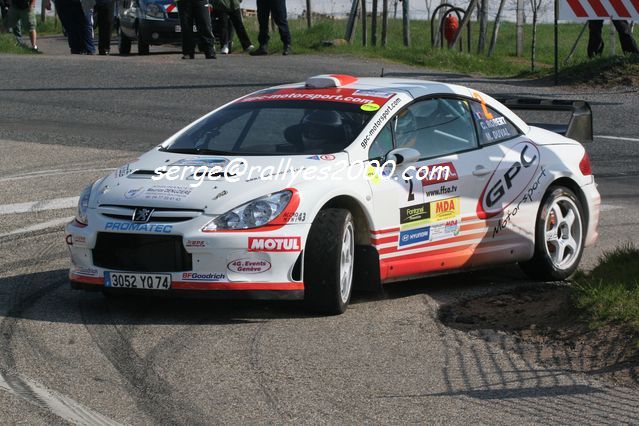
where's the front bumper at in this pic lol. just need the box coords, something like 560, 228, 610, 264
582, 180, 600, 247
65, 214, 308, 300
138, 19, 182, 45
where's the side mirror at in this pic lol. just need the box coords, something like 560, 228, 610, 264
385, 147, 420, 166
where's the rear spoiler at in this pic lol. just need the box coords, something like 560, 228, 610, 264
492, 97, 593, 143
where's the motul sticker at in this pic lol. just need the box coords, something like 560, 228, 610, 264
477, 141, 540, 219
227, 259, 272, 274
248, 237, 301, 252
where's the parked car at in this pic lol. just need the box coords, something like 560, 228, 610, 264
116, 0, 232, 55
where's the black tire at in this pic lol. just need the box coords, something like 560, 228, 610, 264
138, 39, 150, 55
304, 209, 355, 315
519, 186, 585, 281
118, 28, 131, 55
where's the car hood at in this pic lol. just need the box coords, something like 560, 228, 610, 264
91, 149, 349, 215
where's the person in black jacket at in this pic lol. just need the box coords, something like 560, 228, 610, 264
587, 20, 639, 58
177, 0, 216, 59
250, 0, 290, 56
1, 0, 23, 39
94, 0, 115, 55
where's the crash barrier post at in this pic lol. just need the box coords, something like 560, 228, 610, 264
449, 0, 477, 50
345, 0, 360, 43
431, 3, 470, 51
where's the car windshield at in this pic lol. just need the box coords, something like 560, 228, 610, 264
162, 100, 375, 156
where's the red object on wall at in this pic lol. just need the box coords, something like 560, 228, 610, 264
443, 14, 459, 45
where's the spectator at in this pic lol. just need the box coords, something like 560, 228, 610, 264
211, 0, 253, 54
53, 0, 95, 54
177, 0, 216, 59
588, 20, 639, 58
2, 0, 37, 50
250, 0, 290, 56
1, 0, 22, 40
94, 0, 114, 55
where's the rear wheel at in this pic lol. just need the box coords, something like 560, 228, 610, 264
118, 28, 131, 55
520, 186, 585, 280
304, 209, 355, 315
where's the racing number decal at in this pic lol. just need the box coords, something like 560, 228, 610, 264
406, 178, 415, 202
472, 92, 494, 120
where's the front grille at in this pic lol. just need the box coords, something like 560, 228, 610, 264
93, 233, 192, 272
98, 205, 202, 223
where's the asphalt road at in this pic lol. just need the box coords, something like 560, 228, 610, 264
0, 36, 638, 424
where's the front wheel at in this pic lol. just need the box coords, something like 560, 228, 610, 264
519, 186, 585, 280
304, 209, 355, 315
138, 39, 150, 55
118, 28, 131, 55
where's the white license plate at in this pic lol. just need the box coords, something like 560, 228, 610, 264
105, 272, 171, 290
174, 25, 197, 33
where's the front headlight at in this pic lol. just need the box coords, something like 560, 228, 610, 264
203, 190, 293, 231
145, 3, 165, 19
76, 185, 92, 225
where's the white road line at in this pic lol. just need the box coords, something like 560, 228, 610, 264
0, 216, 74, 238
0, 197, 79, 215
600, 204, 623, 211
0, 373, 123, 426
0, 168, 115, 183
597, 135, 639, 142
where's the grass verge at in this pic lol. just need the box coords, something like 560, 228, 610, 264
572, 243, 639, 334
0, 33, 38, 54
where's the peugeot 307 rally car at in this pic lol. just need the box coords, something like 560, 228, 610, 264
66, 74, 600, 314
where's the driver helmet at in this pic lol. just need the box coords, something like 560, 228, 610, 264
301, 110, 346, 149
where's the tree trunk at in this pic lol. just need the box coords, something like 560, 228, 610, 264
372, 0, 378, 45
516, 0, 524, 57
362, 0, 368, 46
531, 8, 538, 71
478, 0, 488, 53
382, 0, 389, 47
487, 0, 506, 57
402, 0, 410, 47
306, 0, 312, 28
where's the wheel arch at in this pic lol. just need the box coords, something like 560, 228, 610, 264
316, 195, 383, 293
545, 176, 589, 232
319, 195, 372, 245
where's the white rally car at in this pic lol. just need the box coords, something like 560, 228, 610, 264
66, 74, 600, 314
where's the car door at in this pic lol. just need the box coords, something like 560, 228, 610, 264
465, 97, 545, 267
367, 96, 490, 282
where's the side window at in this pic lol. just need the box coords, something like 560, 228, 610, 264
395, 98, 478, 159
367, 121, 393, 159
469, 101, 521, 145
